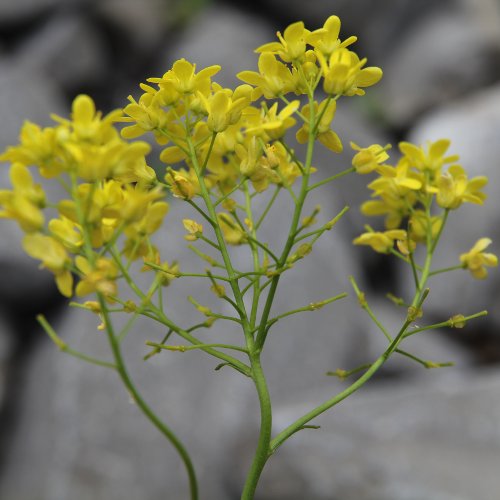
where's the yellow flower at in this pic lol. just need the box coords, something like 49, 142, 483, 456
235, 136, 263, 177
64, 94, 122, 143
399, 139, 459, 173
75, 256, 118, 297
353, 229, 407, 253
141, 247, 180, 286
306, 15, 357, 57
111, 141, 156, 185
350, 142, 391, 174
218, 213, 247, 245
460, 238, 498, 279
124, 200, 169, 242
22, 233, 73, 297
119, 185, 166, 223
0, 163, 46, 232
316, 48, 382, 96
360, 195, 413, 230
165, 170, 198, 199
237, 52, 296, 98
148, 59, 221, 96
408, 210, 442, 242
0, 122, 62, 178
368, 159, 422, 196
245, 100, 299, 139
256, 21, 310, 62
198, 88, 250, 133
432, 165, 488, 209
49, 217, 83, 252
296, 99, 342, 153
183, 219, 203, 241
121, 92, 172, 141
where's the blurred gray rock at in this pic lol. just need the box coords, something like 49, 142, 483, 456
402, 83, 500, 329
380, 0, 500, 127
13, 13, 107, 92
163, 4, 274, 88
0, 0, 61, 23
94, 0, 185, 54
0, 313, 12, 410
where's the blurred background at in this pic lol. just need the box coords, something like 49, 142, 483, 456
1, 0, 500, 499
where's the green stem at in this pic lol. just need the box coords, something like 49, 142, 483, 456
307, 167, 355, 192
403, 310, 487, 338
241, 355, 272, 500
98, 295, 199, 500
255, 185, 281, 231
254, 91, 318, 350
270, 304, 418, 454
37, 314, 116, 369
110, 247, 251, 376
145, 341, 249, 354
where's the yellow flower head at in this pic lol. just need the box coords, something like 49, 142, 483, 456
183, 219, 203, 241
165, 170, 198, 199
64, 94, 123, 143
316, 48, 382, 96
0, 163, 45, 232
198, 87, 250, 133
218, 213, 247, 245
256, 21, 310, 63
432, 165, 487, 210
237, 52, 296, 98
22, 233, 73, 297
350, 142, 391, 174
408, 210, 443, 242
399, 139, 459, 173
75, 256, 118, 297
148, 59, 221, 96
353, 229, 407, 254
296, 99, 342, 153
306, 15, 357, 57
48, 216, 83, 252
245, 100, 299, 140
0, 122, 62, 178
460, 238, 498, 279
121, 92, 171, 140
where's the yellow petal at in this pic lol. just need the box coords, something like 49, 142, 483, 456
72, 94, 95, 123
56, 271, 74, 298
319, 130, 343, 153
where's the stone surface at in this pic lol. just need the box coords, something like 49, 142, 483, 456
94, 0, 184, 54
379, 1, 500, 127
0, 0, 61, 24
14, 13, 107, 92
159, 3, 274, 88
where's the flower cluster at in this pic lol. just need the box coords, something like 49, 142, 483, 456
352, 139, 497, 278
0, 95, 168, 297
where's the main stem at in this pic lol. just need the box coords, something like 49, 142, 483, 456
241, 91, 319, 497
241, 355, 272, 500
